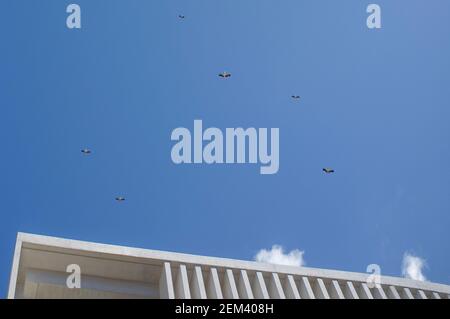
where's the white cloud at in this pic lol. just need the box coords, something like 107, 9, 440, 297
402, 252, 427, 281
255, 245, 305, 267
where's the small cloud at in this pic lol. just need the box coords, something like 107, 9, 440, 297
255, 245, 305, 267
402, 252, 427, 281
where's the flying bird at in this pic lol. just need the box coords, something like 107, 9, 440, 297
291, 95, 300, 99
323, 168, 335, 174
81, 148, 91, 154
115, 196, 125, 202
178, 14, 185, 19
218, 72, 231, 78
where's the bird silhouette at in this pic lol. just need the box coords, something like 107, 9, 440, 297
81, 149, 91, 154
323, 168, 335, 174
218, 72, 231, 78
115, 197, 125, 202
178, 14, 185, 19
291, 95, 300, 99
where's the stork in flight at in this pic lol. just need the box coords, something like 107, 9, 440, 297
81, 148, 91, 154
218, 72, 231, 78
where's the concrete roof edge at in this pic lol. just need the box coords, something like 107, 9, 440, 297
14, 232, 450, 295
7, 232, 24, 299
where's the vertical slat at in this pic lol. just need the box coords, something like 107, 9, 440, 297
298, 277, 315, 299
401, 287, 414, 299
237, 270, 253, 299
268, 273, 285, 299
343, 281, 359, 299
252, 272, 270, 299
416, 290, 427, 299
386, 286, 401, 299
432, 292, 441, 299
206, 268, 223, 299
175, 264, 191, 299
359, 283, 373, 299
159, 262, 175, 299
372, 286, 387, 299
283, 275, 300, 299
330, 280, 344, 299
191, 266, 207, 299
222, 269, 239, 299
313, 278, 330, 299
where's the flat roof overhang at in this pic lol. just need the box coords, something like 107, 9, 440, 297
8, 232, 450, 299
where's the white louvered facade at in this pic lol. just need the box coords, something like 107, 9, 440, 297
8, 233, 450, 299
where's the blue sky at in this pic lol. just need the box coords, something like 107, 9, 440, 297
1, 1, 450, 296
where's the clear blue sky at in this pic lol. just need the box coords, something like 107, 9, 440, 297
1, 1, 450, 297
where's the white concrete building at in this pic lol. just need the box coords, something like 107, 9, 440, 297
8, 233, 450, 299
